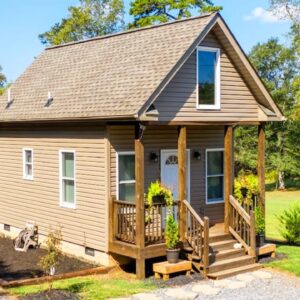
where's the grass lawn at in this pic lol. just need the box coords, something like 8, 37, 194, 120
266, 190, 300, 241
9, 274, 156, 300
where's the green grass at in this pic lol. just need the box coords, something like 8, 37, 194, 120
266, 190, 300, 241
9, 276, 156, 300
265, 245, 300, 276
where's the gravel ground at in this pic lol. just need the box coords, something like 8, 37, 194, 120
122, 269, 300, 300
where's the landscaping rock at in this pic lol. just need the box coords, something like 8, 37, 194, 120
252, 270, 272, 279
214, 279, 235, 288
165, 288, 197, 299
191, 284, 220, 295
227, 281, 247, 289
236, 273, 255, 282
133, 293, 161, 300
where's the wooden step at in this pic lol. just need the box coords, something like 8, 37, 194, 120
210, 248, 245, 263
209, 233, 232, 244
207, 263, 262, 280
208, 255, 255, 273
209, 239, 237, 251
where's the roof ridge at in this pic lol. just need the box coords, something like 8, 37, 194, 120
46, 12, 216, 50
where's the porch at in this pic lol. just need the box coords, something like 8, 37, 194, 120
108, 123, 267, 279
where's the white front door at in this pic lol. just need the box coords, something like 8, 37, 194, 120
160, 150, 190, 202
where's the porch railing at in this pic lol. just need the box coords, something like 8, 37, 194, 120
113, 199, 178, 245
229, 195, 256, 256
183, 199, 210, 272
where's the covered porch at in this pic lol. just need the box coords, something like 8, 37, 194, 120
108, 123, 266, 279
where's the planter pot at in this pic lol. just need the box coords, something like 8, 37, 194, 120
256, 234, 265, 247
152, 195, 165, 205
166, 249, 180, 264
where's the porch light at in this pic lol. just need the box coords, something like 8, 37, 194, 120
150, 152, 159, 163
193, 151, 201, 160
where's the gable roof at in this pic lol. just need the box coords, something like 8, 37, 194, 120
0, 13, 283, 123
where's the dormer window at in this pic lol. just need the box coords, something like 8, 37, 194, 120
197, 47, 220, 110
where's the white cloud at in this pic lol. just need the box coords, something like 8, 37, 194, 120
244, 7, 287, 23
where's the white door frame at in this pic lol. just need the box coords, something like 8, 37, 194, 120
160, 149, 191, 203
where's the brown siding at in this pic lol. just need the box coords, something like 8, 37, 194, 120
0, 126, 108, 251
109, 125, 224, 224
154, 32, 260, 122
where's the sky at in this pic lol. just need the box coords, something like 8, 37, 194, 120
0, 0, 292, 82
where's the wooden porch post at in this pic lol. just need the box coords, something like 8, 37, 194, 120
135, 123, 145, 279
258, 123, 266, 218
178, 126, 187, 241
224, 125, 234, 233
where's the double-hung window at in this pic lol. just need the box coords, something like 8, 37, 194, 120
60, 151, 76, 208
23, 149, 33, 180
206, 149, 224, 204
197, 46, 220, 110
117, 152, 135, 202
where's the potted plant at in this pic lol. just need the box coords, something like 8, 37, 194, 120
165, 213, 180, 263
146, 181, 173, 206
255, 206, 265, 247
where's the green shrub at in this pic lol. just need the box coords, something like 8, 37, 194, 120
165, 214, 179, 250
277, 204, 300, 244
255, 206, 265, 235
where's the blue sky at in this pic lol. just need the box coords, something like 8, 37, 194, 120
0, 0, 292, 82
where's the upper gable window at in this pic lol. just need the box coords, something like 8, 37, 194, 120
197, 47, 221, 110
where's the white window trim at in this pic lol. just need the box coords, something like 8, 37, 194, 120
23, 148, 34, 181
205, 148, 224, 205
59, 150, 76, 209
116, 151, 135, 201
196, 46, 221, 110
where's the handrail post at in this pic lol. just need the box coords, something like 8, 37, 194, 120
249, 210, 256, 257
203, 217, 210, 274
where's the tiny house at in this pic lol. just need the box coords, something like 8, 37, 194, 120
0, 13, 283, 279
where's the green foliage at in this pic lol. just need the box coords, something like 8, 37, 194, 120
165, 213, 179, 249
39, 228, 62, 277
39, 0, 124, 46
129, 0, 222, 28
0, 65, 6, 96
146, 181, 173, 207
255, 206, 265, 235
234, 172, 259, 204
277, 204, 300, 244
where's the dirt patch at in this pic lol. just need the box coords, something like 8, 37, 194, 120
258, 252, 288, 264
0, 236, 98, 282
20, 289, 80, 300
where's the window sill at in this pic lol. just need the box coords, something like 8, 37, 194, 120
60, 202, 76, 209
23, 176, 34, 181
206, 199, 224, 205
197, 105, 221, 110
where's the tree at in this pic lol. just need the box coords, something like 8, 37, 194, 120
0, 66, 6, 96
235, 38, 300, 189
129, 0, 222, 28
269, 0, 300, 24
39, 0, 124, 46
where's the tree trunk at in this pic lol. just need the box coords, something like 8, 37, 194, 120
278, 171, 285, 190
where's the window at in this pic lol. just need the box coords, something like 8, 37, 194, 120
197, 47, 220, 110
206, 149, 224, 204
60, 151, 76, 208
23, 149, 33, 180
117, 152, 135, 202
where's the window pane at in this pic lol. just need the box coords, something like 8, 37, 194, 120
25, 150, 32, 163
119, 183, 135, 202
207, 151, 223, 175
63, 152, 74, 178
64, 179, 75, 203
26, 164, 32, 176
207, 176, 223, 202
119, 155, 135, 181
198, 50, 216, 105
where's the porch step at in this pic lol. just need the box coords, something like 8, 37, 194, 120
208, 255, 255, 273
209, 233, 232, 244
210, 248, 245, 263
210, 239, 237, 251
207, 263, 262, 280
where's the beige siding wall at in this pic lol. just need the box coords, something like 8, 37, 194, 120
154, 32, 260, 122
0, 126, 108, 252
109, 125, 224, 223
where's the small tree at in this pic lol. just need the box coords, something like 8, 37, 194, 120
39, 227, 62, 289
255, 206, 266, 235
0, 66, 6, 96
165, 214, 179, 250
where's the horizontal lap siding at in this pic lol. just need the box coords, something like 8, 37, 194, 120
0, 127, 108, 251
109, 125, 224, 224
154, 32, 259, 122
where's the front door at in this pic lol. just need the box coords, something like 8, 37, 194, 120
160, 150, 190, 202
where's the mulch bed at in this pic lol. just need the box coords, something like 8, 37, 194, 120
258, 252, 288, 264
0, 236, 98, 282
20, 289, 80, 300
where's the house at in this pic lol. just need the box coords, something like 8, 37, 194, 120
0, 12, 283, 279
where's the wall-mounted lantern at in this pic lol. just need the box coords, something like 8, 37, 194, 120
193, 151, 201, 161
150, 152, 159, 163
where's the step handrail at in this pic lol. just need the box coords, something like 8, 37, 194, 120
182, 200, 209, 273
229, 195, 256, 257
